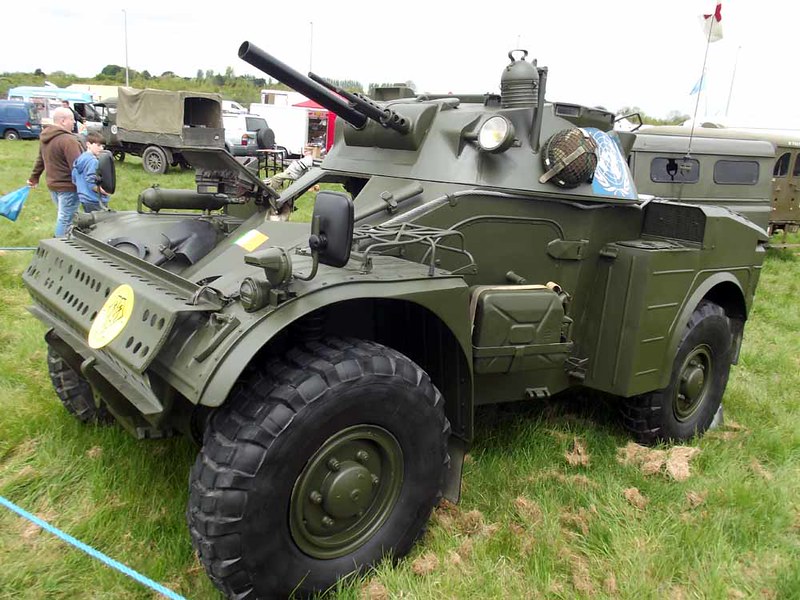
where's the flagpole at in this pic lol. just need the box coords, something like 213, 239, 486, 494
688, 3, 719, 155
725, 45, 741, 117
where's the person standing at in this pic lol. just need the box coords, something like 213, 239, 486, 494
61, 99, 84, 134
72, 132, 110, 213
27, 107, 84, 237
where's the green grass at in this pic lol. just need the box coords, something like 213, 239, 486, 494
1, 138, 799, 599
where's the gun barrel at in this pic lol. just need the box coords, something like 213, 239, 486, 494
238, 41, 367, 129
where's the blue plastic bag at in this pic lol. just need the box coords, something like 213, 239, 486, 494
0, 186, 30, 222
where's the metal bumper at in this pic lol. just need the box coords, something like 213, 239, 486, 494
23, 231, 222, 415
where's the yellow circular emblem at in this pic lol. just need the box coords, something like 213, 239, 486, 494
88, 284, 135, 349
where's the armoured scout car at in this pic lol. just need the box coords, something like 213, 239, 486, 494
22, 41, 767, 598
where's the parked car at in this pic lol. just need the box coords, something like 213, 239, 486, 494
0, 100, 42, 140
223, 112, 275, 156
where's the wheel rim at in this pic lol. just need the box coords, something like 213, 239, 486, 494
674, 345, 712, 421
145, 151, 163, 172
290, 424, 403, 559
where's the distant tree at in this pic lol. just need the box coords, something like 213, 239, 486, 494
205, 69, 214, 80
616, 106, 689, 127
100, 65, 124, 78
196, 69, 204, 81
34, 68, 44, 76
160, 71, 176, 78
213, 74, 225, 86
141, 70, 152, 80
224, 66, 235, 81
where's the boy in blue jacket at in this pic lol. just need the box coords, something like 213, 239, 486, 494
71, 132, 110, 212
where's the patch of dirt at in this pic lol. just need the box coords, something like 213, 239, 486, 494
513, 496, 543, 525
565, 552, 595, 595
665, 447, 701, 481
86, 446, 103, 459
560, 506, 597, 535
617, 442, 701, 480
749, 459, 773, 481
686, 491, 707, 509
360, 578, 389, 600
446, 550, 463, 568
604, 574, 618, 594
565, 437, 590, 467
456, 537, 474, 559
623, 487, 648, 510
458, 509, 486, 535
411, 552, 439, 576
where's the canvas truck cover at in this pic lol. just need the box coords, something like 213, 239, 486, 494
113, 88, 224, 148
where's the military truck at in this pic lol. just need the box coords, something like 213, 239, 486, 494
630, 124, 800, 235
99, 88, 225, 174
22, 42, 767, 598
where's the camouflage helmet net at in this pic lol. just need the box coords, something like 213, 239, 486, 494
539, 128, 598, 189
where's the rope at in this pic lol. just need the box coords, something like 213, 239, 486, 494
0, 247, 37, 251
0, 495, 186, 600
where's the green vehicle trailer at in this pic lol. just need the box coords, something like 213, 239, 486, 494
22, 42, 767, 598
631, 124, 799, 234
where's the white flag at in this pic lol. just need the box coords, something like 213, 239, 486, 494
699, 3, 723, 43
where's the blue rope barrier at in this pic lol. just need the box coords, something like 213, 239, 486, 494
0, 495, 186, 600
0, 247, 37, 251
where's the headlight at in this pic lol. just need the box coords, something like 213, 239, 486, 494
477, 116, 515, 153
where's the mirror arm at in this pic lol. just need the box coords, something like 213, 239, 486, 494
295, 215, 321, 281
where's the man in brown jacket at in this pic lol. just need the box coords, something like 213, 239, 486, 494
27, 107, 84, 236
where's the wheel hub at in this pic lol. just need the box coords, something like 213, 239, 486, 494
322, 461, 374, 518
289, 425, 403, 559
675, 346, 712, 421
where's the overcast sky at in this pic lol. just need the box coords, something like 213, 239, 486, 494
3, 1, 798, 128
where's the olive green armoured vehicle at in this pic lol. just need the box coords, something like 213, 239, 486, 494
22, 41, 767, 598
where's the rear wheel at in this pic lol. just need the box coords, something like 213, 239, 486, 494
142, 145, 168, 174
622, 300, 734, 443
4, 129, 20, 140
187, 337, 450, 598
46, 346, 113, 424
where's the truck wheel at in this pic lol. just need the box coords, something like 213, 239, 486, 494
187, 337, 450, 598
4, 129, 20, 140
142, 145, 168, 174
622, 300, 734, 444
46, 346, 113, 424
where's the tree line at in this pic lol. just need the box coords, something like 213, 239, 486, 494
0, 65, 367, 106
0, 68, 688, 125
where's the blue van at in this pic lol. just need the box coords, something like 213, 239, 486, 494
0, 100, 42, 140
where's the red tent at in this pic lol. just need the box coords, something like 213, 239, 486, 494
292, 99, 337, 152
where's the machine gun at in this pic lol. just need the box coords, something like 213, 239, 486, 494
238, 41, 409, 134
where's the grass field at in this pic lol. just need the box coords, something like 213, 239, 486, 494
1, 138, 799, 599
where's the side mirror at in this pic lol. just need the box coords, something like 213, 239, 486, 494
96, 150, 116, 194
309, 191, 353, 267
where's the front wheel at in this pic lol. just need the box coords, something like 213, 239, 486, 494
187, 338, 450, 598
622, 300, 734, 444
46, 346, 113, 424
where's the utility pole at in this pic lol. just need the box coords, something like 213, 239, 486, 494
309, 21, 314, 72
123, 9, 130, 86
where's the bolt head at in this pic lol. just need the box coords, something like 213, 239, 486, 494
309, 491, 323, 505
321, 516, 335, 528
356, 450, 369, 464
